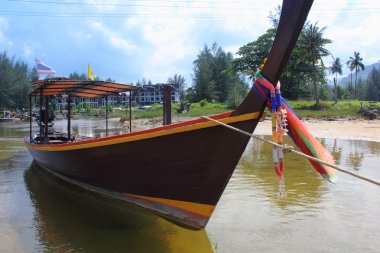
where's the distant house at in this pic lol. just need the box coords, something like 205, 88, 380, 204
137, 83, 180, 105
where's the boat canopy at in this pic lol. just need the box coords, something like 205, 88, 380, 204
30, 77, 139, 98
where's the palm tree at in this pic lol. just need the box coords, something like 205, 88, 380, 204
329, 57, 343, 104
300, 22, 332, 106
346, 51, 365, 99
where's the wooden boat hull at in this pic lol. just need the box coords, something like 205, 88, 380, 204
24, 0, 315, 230
25, 111, 264, 229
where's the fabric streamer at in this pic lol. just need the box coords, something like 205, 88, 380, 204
253, 70, 337, 183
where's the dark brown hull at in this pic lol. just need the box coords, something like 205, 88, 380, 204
25, 109, 264, 229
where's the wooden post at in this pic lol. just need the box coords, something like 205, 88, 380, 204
129, 90, 132, 133
39, 88, 43, 142
44, 95, 49, 143
29, 94, 32, 143
67, 95, 71, 140
163, 85, 173, 126
105, 96, 108, 136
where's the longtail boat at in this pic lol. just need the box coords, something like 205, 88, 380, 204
25, 0, 334, 230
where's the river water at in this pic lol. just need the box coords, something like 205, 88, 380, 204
1, 119, 379, 253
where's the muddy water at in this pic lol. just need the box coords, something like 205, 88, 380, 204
1, 120, 379, 252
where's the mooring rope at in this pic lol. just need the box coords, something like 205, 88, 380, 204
201, 116, 380, 187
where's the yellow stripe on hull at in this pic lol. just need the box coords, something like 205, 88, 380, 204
26, 112, 260, 152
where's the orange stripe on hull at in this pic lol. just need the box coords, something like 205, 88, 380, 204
125, 193, 215, 218
122, 193, 215, 229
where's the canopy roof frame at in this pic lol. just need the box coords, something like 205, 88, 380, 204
28, 77, 139, 143
30, 77, 140, 99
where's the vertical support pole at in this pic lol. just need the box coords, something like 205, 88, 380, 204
44, 95, 49, 143
163, 85, 173, 126
105, 96, 108, 136
67, 95, 71, 140
129, 90, 132, 133
29, 94, 32, 143
39, 88, 43, 142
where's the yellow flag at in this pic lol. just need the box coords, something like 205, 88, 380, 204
88, 63, 96, 81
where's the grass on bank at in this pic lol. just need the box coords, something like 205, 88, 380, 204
117, 102, 230, 122
70, 100, 379, 121
286, 100, 379, 119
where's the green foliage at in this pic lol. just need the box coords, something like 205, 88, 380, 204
184, 102, 229, 117
346, 51, 365, 99
287, 100, 363, 118
0, 52, 37, 110
229, 21, 332, 102
298, 22, 332, 105
191, 43, 248, 104
167, 74, 186, 100
364, 67, 380, 101
69, 71, 88, 80
329, 57, 343, 103
227, 81, 249, 109
230, 29, 276, 79
119, 102, 230, 121
318, 83, 331, 100
199, 99, 208, 107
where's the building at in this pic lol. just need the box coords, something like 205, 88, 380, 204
51, 83, 180, 110
138, 83, 180, 105
53, 93, 135, 111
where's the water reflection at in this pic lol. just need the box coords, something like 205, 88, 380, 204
236, 136, 327, 213
1, 120, 380, 253
330, 139, 343, 165
24, 163, 213, 253
367, 141, 380, 155
53, 119, 127, 138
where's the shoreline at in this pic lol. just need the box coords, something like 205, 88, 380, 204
120, 116, 380, 143
256, 118, 380, 142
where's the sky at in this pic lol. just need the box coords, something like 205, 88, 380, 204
1, 0, 379, 86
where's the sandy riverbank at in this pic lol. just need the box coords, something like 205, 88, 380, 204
256, 118, 380, 142
118, 116, 380, 142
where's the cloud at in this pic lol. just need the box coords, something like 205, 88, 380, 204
90, 21, 137, 52
0, 17, 12, 47
325, 2, 380, 68
2, 0, 379, 85
67, 26, 93, 43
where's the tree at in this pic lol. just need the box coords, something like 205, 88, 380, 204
346, 51, 365, 99
192, 45, 216, 102
192, 43, 247, 104
69, 71, 87, 80
268, 5, 281, 28
0, 52, 35, 111
299, 22, 332, 105
329, 57, 343, 103
365, 67, 380, 101
230, 29, 276, 79
167, 74, 186, 100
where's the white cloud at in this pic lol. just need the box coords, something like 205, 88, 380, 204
2, 0, 380, 84
326, 1, 380, 67
0, 17, 12, 47
67, 26, 93, 43
90, 21, 136, 52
